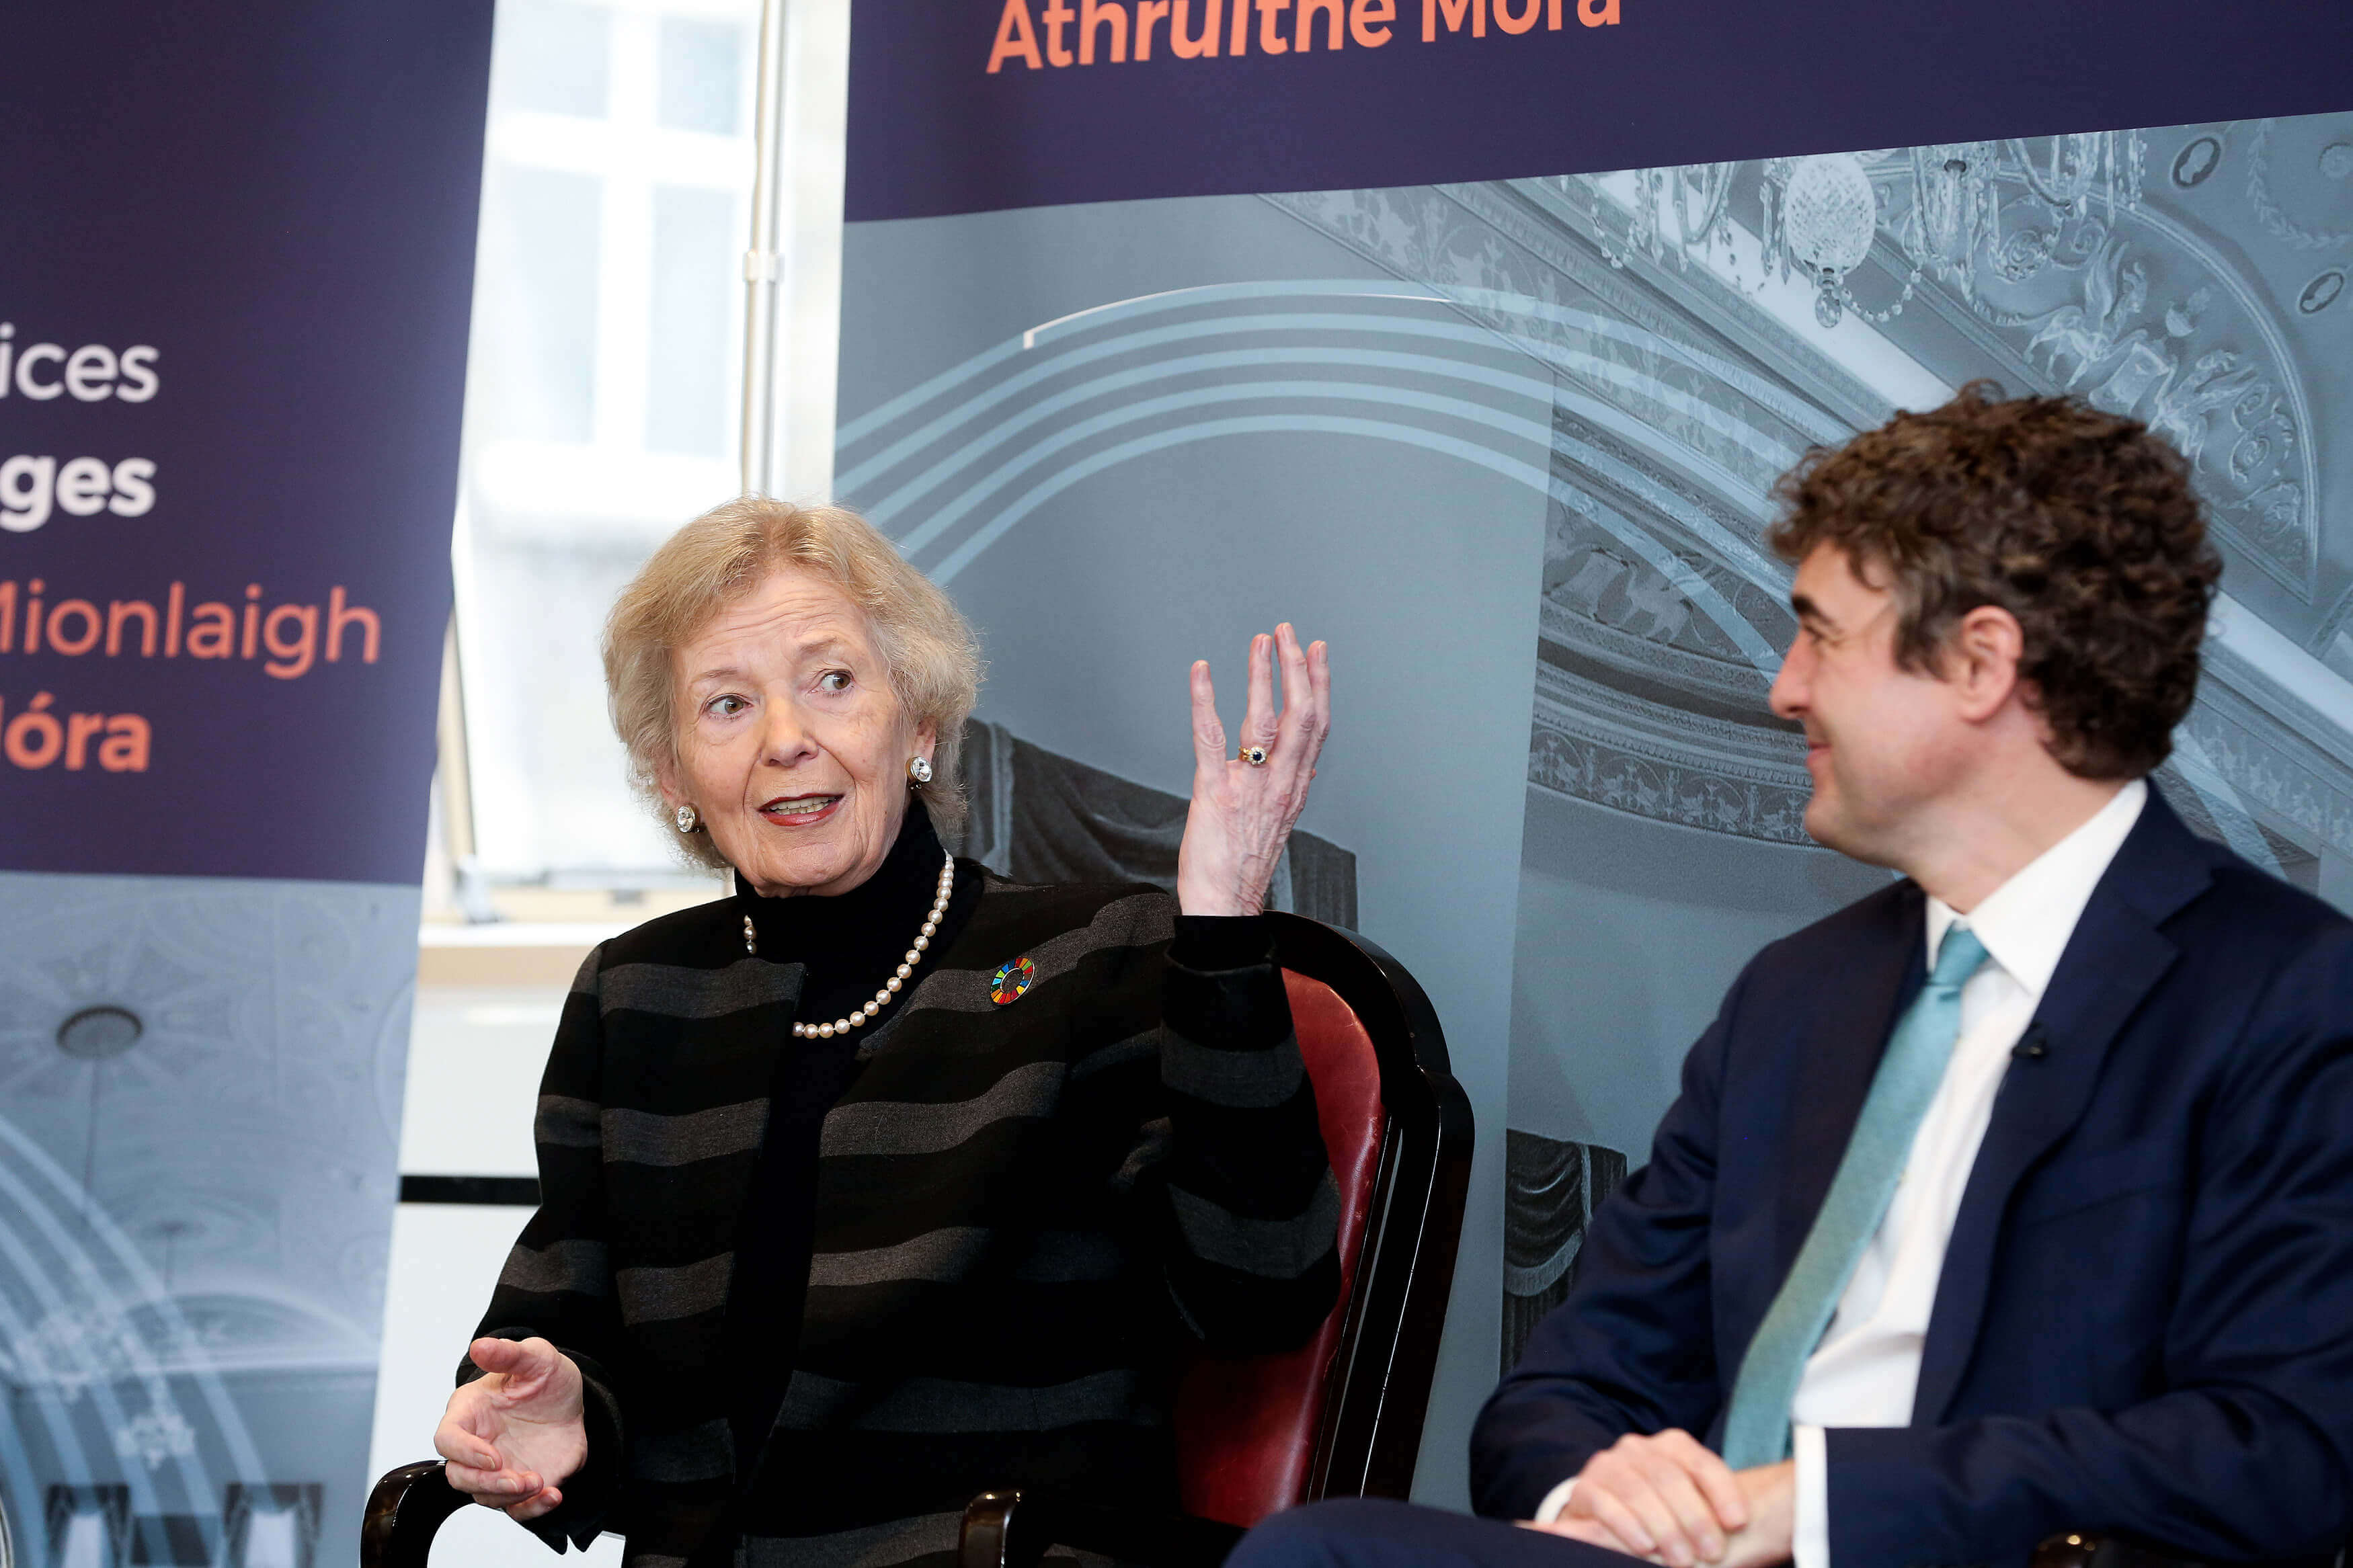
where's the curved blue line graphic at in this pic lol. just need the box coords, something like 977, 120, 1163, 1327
920, 411, 1782, 674
883, 376, 1786, 664
858, 338, 1794, 557
1437, 286, 1851, 444
0, 1167, 159, 1510
838, 281, 1436, 448
0, 1209, 104, 1491
840, 308, 1808, 502
839, 280, 1847, 452
887, 379, 1538, 554
872, 351, 1789, 595
0, 1110, 270, 1509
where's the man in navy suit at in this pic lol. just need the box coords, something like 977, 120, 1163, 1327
1235, 386, 2353, 1568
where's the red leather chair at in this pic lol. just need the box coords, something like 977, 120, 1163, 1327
960, 913, 1475, 1568
362, 914, 1472, 1568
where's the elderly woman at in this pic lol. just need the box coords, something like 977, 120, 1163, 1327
433, 499, 1339, 1568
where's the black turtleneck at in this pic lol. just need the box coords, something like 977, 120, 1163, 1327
720, 802, 985, 1480
733, 799, 977, 1030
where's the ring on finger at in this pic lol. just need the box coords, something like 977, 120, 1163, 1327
1240, 744, 1270, 767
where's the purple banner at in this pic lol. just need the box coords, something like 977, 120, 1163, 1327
0, 1, 493, 884
846, 0, 2353, 221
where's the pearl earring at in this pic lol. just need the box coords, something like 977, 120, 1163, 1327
908, 756, 933, 786
675, 804, 699, 833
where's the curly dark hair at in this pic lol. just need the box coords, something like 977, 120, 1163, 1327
1767, 382, 2221, 780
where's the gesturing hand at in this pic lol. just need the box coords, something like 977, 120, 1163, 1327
1176, 624, 1331, 918
434, 1336, 588, 1522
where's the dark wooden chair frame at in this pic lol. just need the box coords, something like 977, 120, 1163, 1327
362, 1461, 469, 1568
2027, 1534, 2344, 1568
361, 913, 1474, 1568
960, 913, 1476, 1568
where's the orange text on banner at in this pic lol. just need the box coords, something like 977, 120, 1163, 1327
986, 0, 1603, 68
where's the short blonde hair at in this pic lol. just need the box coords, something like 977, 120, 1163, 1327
604, 497, 983, 870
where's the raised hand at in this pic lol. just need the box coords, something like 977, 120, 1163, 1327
434, 1335, 589, 1522
1177, 624, 1331, 918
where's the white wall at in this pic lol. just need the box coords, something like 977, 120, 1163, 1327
369, 979, 623, 1568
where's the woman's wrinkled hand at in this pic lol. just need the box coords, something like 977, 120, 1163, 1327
434, 1335, 589, 1522
1177, 623, 1331, 917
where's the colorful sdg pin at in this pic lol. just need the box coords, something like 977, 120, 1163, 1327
990, 955, 1037, 1005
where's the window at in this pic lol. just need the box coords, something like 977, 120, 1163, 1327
426, 0, 848, 929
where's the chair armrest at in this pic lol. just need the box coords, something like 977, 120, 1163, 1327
362, 1462, 470, 1568
2028, 1534, 2342, 1568
959, 1489, 1245, 1568
2030, 1534, 2099, 1568
961, 1491, 1039, 1568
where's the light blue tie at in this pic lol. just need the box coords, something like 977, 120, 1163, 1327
1718, 925, 1990, 1469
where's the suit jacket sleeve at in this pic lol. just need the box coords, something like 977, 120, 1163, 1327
1470, 960, 1749, 1521
1153, 911, 1341, 1354
461, 945, 634, 1552
1824, 925, 2353, 1565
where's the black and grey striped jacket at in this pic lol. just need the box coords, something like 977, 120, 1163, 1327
468, 869, 1340, 1568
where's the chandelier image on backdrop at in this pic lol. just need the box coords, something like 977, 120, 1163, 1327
1580, 134, 2149, 326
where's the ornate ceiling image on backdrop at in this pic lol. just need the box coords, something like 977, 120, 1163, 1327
1267, 112, 2353, 876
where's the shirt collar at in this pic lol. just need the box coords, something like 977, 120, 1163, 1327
1925, 777, 2148, 1000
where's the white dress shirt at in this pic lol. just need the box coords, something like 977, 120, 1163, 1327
1537, 780, 2148, 1568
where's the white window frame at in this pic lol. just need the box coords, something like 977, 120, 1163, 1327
423, 0, 849, 946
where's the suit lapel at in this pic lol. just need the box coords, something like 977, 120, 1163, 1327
1912, 790, 2214, 1421
1773, 884, 1928, 1276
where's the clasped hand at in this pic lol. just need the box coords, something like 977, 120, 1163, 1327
1523, 1431, 1794, 1568
434, 1335, 588, 1522
1177, 623, 1332, 918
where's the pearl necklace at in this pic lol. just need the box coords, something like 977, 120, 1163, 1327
785, 852, 956, 1040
